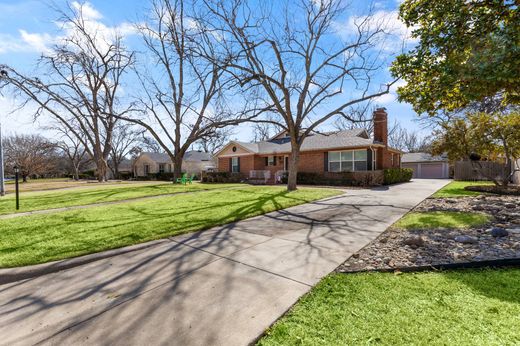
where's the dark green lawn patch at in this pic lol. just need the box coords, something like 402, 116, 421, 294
0, 182, 242, 215
393, 211, 490, 229
0, 186, 341, 267
433, 181, 494, 198
259, 269, 520, 346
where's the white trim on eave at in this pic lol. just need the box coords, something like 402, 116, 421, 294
214, 141, 256, 157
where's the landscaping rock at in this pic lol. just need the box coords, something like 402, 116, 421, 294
403, 235, 425, 247
490, 227, 509, 238
454, 235, 478, 244
338, 193, 520, 273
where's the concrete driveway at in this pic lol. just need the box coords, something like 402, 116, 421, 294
0, 179, 449, 346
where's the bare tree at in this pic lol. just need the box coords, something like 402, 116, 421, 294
196, 127, 232, 154
388, 124, 431, 153
252, 121, 282, 142
54, 127, 90, 180
119, 0, 254, 180
202, 0, 397, 190
4, 134, 59, 182
135, 136, 163, 153
109, 123, 144, 179
0, 2, 134, 182
333, 103, 376, 135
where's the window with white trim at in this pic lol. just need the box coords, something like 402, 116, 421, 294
268, 156, 275, 166
372, 149, 377, 170
329, 150, 368, 172
159, 163, 166, 173
231, 157, 239, 173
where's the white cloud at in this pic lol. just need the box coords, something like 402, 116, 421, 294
0, 2, 135, 56
71, 1, 102, 20
375, 78, 407, 104
19, 30, 54, 54
337, 9, 417, 54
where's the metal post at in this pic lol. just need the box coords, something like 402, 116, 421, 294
0, 123, 4, 197
15, 167, 19, 210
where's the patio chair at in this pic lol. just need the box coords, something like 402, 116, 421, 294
187, 174, 196, 184
175, 173, 188, 184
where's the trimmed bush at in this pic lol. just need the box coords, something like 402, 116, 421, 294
201, 171, 242, 183
281, 171, 383, 187
383, 168, 413, 185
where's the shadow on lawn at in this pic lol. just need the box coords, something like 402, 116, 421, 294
441, 268, 520, 305
0, 188, 414, 345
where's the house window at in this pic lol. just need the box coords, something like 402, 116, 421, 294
144, 164, 150, 175
268, 156, 275, 166
372, 149, 377, 170
329, 150, 368, 172
231, 157, 239, 173
159, 163, 166, 173
167, 164, 172, 172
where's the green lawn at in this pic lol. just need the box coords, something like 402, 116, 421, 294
433, 180, 494, 198
393, 211, 490, 229
0, 186, 341, 267
259, 269, 520, 346
0, 182, 243, 215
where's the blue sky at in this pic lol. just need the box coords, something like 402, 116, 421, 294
0, 0, 427, 142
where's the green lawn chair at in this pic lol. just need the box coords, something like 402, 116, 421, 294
175, 173, 188, 184
187, 174, 196, 184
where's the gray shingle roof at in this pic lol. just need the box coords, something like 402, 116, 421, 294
143, 152, 171, 162
234, 129, 378, 154
402, 152, 447, 163
184, 150, 213, 162
142, 150, 212, 162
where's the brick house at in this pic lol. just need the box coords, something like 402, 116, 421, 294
134, 151, 215, 177
215, 108, 402, 183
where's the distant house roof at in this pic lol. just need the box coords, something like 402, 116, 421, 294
140, 150, 212, 162
402, 152, 447, 163
218, 128, 399, 156
184, 150, 213, 162
143, 152, 171, 163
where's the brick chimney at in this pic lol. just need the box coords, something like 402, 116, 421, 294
373, 107, 388, 146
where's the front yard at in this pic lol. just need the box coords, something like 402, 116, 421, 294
0, 185, 341, 267
259, 181, 520, 345
0, 181, 243, 214
259, 269, 520, 345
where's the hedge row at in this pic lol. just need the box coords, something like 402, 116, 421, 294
383, 168, 413, 185
201, 171, 242, 183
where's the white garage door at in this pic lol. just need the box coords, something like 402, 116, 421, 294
402, 162, 445, 179
420, 163, 444, 179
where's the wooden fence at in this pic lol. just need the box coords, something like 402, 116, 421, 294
454, 161, 505, 181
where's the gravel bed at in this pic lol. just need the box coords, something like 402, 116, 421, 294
339, 194, 520, 272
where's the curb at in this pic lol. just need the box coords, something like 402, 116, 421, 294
0, 239, 169, 285
339, 258, 520, 274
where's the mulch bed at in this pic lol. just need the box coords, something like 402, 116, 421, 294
338, 193, 520, 273
465, 185, 520, 196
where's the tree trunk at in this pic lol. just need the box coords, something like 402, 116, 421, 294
73, 166, 80, 181
22, 175, 28, 183
96, 158, 108, 182
287, 146, 300, 191
173, 155, 183, 182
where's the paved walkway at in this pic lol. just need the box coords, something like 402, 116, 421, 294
0, 179, 449, 346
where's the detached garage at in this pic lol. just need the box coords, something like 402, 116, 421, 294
402, 153, 450, 179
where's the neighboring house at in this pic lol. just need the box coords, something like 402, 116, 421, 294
215, 108, 402, 183
401, 153, 450, 179
513, 158, 520, 185
134, 151, 214, 177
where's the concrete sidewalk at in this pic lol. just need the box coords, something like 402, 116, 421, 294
0, 179, 449, 346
